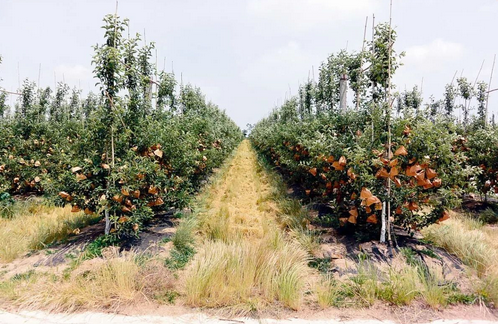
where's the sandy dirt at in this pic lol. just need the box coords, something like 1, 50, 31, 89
0, 309, 497, 324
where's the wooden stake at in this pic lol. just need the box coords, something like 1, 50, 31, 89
105, 209, 111, 235
155, 48, 158, 109
17, 62, 20, 88
105, 0, 119, 237
450, 70, 458, 115
451, 70, 458, 85
473, 59, 485, 87
356, 16, 368, 110
467, 59, 485, 114
339, 74, 348, 111
38, 63, 41, 87
371, 14, 375, 45
486, 54, 496, 126
380, 201, 386, 243
386, 0, 393, 245
0, 89, 21, 96
371, 13, 375, 144
114, 1, 119, 45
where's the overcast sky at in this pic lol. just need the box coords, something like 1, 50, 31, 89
1, 0, 497, 128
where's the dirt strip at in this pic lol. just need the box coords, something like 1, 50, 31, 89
1, 310, 498, 324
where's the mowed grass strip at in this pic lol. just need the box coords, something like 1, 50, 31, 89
197, 140, 275, 242
185, 140, 312, 311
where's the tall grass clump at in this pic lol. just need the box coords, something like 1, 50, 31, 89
172, 215, 197, 251
327, 253, 453, 308
423, 216, 492, 274
17, 253, 138, 311
255, 154, 319, 255
316, 275, 345, 308
0, 250, 178, 311
202, 206, 232, 242
185, 232, 310, 311
422, 212, 498, 304
0, 202, 99, 262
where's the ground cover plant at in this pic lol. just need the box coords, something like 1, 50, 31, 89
422, 211, 498, 304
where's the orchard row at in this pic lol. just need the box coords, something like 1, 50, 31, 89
0, 14, 243, 237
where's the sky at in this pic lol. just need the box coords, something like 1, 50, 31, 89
0, 0, 497, 128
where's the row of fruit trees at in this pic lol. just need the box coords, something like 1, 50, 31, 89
0, 14, 243, 238
250, 22, 498, 242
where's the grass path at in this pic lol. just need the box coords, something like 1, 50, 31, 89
197, 139, 279, 241
184, 140, 312, 312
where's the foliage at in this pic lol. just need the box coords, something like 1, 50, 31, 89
0, 15, 243, 241
83, 235, 121, 259
0, 192, 15, 219
466, 127, 498, 197
251, 111, 472, 236
249, 22, 485, 239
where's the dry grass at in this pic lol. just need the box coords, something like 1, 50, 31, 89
197, 141, 274, 242
185, 232, 310, 310
29, 250, 140, 310
185, 141, 313, 312
0, 249, 177, 311
422, 211, 498, 304
0, 202, 99, 263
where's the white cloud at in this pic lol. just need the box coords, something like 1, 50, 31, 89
247, 0, 378, 31
53, 64, 93, 88
241, 41, 312, 91
200, 85, 222, 104
404, 39, 464, 70
479, 2, 498, 13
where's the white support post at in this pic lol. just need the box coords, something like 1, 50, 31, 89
339, 74, 348, 111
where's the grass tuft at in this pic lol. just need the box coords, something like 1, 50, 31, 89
185, 235, 310, 310
422, 211, 498, 304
